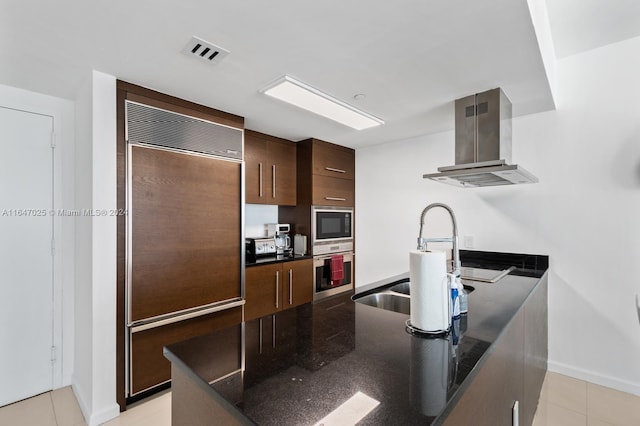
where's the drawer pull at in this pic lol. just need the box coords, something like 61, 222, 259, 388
325, 197, 346, 202
325, 167, 346, 174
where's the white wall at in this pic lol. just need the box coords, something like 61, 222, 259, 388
73, 74, 93, 418
90, 71, 118, 424
0, 84, 75, 388
73, 71, 119, 426
245, 204, 279, 237
355, 36, 640, 396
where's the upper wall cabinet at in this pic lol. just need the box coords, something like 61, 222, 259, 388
311, 140, 355, 180
245, 130, 296, 206
297, 138, 355, 207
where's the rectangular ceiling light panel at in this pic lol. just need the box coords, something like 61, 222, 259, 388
262, 75, 384, 130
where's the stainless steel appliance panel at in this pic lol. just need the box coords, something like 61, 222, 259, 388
126, 100, 243, 160
313, 252, 354, 301
312, 206, 353, 241
454, 94, 476, 165
311, 206, 353, 255
246, 237, 277, 260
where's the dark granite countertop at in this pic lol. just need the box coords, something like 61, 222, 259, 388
165, 251, 548, 425
245, 253, 313, 267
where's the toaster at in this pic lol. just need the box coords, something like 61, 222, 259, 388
245, 237, 276, 261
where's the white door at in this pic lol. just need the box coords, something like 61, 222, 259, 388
0, 106, 54, 406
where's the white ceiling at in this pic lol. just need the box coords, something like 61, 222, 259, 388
546, 0, 640, 58
1, 0, 638, 148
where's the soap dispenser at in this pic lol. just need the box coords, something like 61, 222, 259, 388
458, 278, 468, 314
451, 276, 461, 319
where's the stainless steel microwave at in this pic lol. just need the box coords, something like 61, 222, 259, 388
311, 206, 353, 255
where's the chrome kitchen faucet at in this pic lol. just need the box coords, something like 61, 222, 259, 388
417, 203, 461, 279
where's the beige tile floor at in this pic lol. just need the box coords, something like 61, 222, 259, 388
0, 386, 85, 426
2, 372, 639, 425
533, 372, 640, 426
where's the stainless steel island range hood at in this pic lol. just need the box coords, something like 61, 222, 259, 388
424, 88, 538, 187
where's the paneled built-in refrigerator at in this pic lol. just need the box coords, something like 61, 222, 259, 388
124, 100, 245, 397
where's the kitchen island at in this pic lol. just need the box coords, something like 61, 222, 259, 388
164, 250, 548, 425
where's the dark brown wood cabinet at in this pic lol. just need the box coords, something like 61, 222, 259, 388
130, 307, 242, 395
443, 275, 548, 425
116, 80, 245, 409
244, 259, 313, 322
298, 138, 355, 207
130, 146, 242, 321
311, 174, 355, 206
282, 258, 313, 309
245, 263, 282, 321
312, 140, 355, 180
279, 139, 355, 247
444, 310, 524, 426
244, 130, 296, 206
523, 274, 549, 424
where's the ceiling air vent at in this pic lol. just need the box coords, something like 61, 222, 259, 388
181, 36, 229, 64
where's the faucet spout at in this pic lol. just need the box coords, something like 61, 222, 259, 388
417, 203, 461, 278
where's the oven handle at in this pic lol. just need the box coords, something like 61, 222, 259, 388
313, 252, 354, 263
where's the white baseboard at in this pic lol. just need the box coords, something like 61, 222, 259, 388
72, 382, 90, 425
87, 403, 120, 426
548, 360, 640, 397
72, 383, 120, 426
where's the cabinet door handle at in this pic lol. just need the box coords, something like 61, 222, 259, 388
259, 318, 263, 354
512, 400, 519, 426
288, 269, 293, 305
325, 197, 346, 202
325, 167, 346, 174
259, 162, 263, 198
275, 271, 279, 309
272, 164, 276, 198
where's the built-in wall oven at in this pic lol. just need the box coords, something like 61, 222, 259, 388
313, 252, 354, 301
311, 206, 354, 301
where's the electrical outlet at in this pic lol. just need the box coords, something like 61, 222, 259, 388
463, 235, 474, 248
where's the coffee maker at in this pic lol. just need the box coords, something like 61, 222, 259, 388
266, 223, 291, 255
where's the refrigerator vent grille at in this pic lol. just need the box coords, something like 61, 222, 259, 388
125, 101, 242, 160
181, 36, 229, 64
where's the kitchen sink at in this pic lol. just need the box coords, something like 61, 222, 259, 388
355, 292, 410, 315
389, 280, 475, 296
389, 281, 411, 295
354, 278, 476, 316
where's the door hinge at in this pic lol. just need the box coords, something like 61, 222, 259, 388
51, 346, 57, 362
51, 132, 56, 149
51, 238, 56, 257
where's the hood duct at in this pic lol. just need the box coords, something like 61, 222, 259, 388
424, 88, 537, 187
